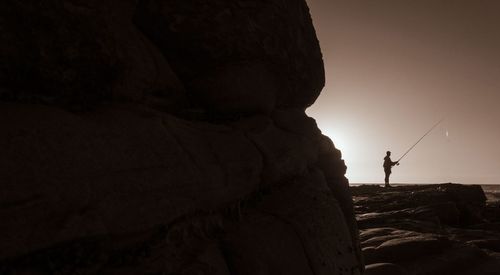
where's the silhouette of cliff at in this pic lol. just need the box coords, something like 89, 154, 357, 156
0, 1, 362, 274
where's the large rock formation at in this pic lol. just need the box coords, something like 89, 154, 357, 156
0, 0, 362, 274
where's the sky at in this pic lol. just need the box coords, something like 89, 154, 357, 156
305, 0, 500, 184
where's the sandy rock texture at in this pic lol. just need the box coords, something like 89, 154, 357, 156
352, 184, 500, 275
0, 0, 362, 274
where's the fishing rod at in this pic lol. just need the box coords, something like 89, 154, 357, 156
397, 118, 445, 163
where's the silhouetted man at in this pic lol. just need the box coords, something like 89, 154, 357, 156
383, 151, 399, 187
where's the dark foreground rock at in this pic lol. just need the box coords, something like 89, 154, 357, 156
0, 1, 362, 274
352, 184, 500, 274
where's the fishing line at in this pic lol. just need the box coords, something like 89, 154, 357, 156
397, 118, 445, 163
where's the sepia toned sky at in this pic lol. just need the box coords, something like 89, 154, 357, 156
305, 0, 500, 184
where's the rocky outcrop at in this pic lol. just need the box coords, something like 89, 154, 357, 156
0, 0, 186, 111
352, 184, 500, 274
134, 0, 325, 112
0, 0, 361, 274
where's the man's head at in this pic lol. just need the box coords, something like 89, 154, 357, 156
386, 151, 391, 156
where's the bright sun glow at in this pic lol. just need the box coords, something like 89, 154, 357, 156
318, 124, 382, 183
321, 128, 350, 155
319, 127, 360, 179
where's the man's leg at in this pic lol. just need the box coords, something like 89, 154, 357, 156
384, 170, 391, 187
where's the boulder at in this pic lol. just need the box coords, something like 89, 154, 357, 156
404, 245, 487, 275
253, 170, 362, 274
0, 0, 186, 111
0, 103, 262, 259
356, 207, 441, 229
134, 0, 325, 112
222, 212, 314, 275
468, 239, 500, 252
365, 263, 407, 275
352, 184, 500, 274
0, 0, 363, 273
351, 184, 487, 226
363, 232, 451, 265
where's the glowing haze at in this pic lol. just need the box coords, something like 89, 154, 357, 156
306, 0, 500, 184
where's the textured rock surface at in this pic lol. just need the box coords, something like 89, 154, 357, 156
0, 0, 361, 274
0, 0, 186, 111
364, 263, 407, 275
134, 0, 325, 112
353, 184, 500, 275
